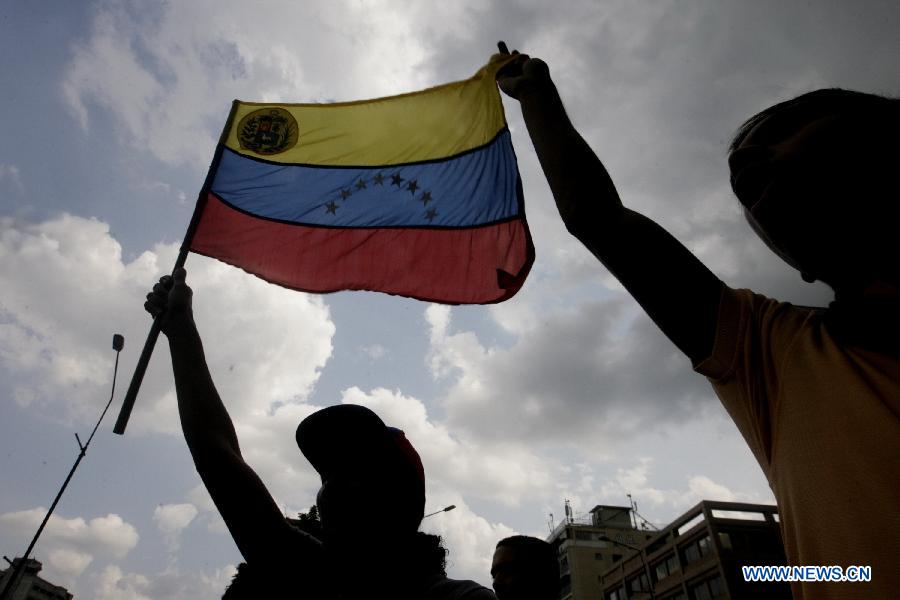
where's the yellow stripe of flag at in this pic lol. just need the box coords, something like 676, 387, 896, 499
223, 55, 512, 166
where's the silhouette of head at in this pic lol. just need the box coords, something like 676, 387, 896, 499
492, 535, 559, 600
728, 88, 900, 292
296, 404, 426, 543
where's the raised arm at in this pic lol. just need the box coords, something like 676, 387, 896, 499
497, 44, 724, 365
145, 269, 320, 565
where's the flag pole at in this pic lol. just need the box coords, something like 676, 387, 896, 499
113, 101, 240, 435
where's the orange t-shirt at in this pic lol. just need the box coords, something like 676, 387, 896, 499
696, 287, 900, 599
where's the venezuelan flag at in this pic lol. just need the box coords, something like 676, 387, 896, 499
189, 56, 533, 304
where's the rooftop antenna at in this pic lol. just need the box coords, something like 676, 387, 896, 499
0, 335, 124, 600
627, 493, 637, 529
627, 493, 658, 531
548, 512, 555, 534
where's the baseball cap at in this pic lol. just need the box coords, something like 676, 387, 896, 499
296, 404, 426, 519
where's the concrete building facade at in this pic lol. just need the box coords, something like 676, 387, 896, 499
547, 504, 655, 600
599, 501, 790, 600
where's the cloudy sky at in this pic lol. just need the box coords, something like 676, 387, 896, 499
1, 1, 898, 598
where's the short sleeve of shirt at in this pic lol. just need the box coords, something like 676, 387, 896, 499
693, 286, 811, 472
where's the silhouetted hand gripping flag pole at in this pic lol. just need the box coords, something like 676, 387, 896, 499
114, 55, 533, 434
112, 113, 237, 434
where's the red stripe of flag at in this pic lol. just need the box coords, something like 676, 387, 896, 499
190, 193, 533, 304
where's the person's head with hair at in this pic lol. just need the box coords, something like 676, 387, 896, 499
491, 535, 559, 600
728, 88, 900, 296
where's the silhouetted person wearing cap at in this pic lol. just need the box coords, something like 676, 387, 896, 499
145, 268, 495, 599
490, 536, 558, 600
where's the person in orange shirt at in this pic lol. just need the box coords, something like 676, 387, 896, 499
495, 41, 899, 599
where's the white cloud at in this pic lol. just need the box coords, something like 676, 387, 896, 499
47, 548, 94, 578
340, 386, 558, 509
228, 400, 327, 516
60, 1, 492, 169
94, 565, 236, 600
185, 485, 217, 513
684, 475, 740, 504
185, 485, 229, 535
596, 458, 763, 527
95, 565, 153, 600
0, 509, 139, 559
153, 503, 198, 552
427, 298, 718, 447
93, 564, 236, 600
0, 508, 139, 588
0, 214, 335, 432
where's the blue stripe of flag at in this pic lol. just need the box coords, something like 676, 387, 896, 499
210, 130, 520, 228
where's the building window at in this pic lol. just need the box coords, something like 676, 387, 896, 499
683, 535, 711, 565
629, 572, 650, 593
654, 553, 679, 581
692, 580, 712, 600
608, 585, 626, 600
666, 554, 678, 574
698, 535, 711, 556
690, 575, 725, 600
717, 532, 732, 550
684, 544, 700, 564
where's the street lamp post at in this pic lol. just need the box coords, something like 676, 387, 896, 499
598, 535, 655, 600
0, 335, 124, 600
423, 505, 456, 519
